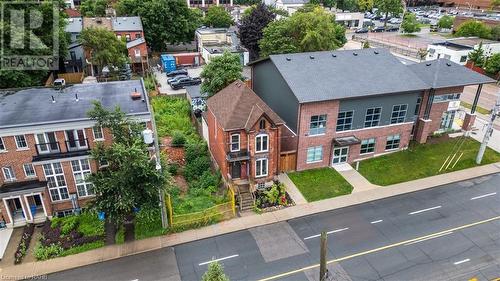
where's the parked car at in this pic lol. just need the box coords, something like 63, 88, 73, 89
363, 20, 375, 28
167, 75, 188, 85
166, 69, 188, 77
385, 26, 399, 32
372, 26, 385, 32
170, 77, 202, 90
430, 24, 439, 32
355, 27, 369, 33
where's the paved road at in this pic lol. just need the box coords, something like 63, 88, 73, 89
49, 173, 500, 281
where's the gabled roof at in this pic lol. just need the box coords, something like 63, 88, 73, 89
407, 59, 496, 89
126, 37, 146, 49
207, 81, 284, 131
250, 48, 430, 103
112, 16, 143, 32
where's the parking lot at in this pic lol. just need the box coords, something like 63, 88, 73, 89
154, 67, 203, 96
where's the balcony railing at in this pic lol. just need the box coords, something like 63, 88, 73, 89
35, 142, 61, 155
65, 138, 90, 152
226, 150, 250, 162
33, 139, 90, 162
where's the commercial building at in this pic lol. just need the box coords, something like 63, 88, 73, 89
427, 37, 500, 65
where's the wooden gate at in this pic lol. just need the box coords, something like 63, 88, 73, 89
280, 151, 296, 173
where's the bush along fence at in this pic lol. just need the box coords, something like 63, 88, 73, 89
14, 224, 35, 264
166, 186, 236, 231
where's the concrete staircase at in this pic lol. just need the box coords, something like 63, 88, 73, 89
237, 184, 255, 212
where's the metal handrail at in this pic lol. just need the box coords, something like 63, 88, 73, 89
65, 138, 90, 151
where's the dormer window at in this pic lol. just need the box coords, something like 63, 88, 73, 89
230, 133, 240, 152
259, 119, 266, 130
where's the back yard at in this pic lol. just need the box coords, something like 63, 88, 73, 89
358, 137, 500, 186
288, 168, 353, 202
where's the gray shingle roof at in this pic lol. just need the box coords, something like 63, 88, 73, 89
0, 80, 150, 129
112, 16, 143, 31
266, 48, 430, 103
65, 17, 83, 33
126, 37, 146, 49
407, 59, 496, 89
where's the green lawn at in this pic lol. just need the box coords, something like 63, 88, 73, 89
288, 168, 353, 202
460, 101, 491, 115
358, 138, 500, 186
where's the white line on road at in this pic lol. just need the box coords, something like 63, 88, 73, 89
370, 220, 383, 224
303, 228, 349, 240
453, 258, 470, 265
404, 231, 453, 246
409, 205, 442, 215
470, 192, 497, 200
198, 254, 239, 266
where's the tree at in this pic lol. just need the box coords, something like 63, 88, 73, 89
239, 4, 275, 61
437, 15, 454, 29
87, 102, 167, 244
259, 6, 346, 57
204, 6, 233, 28
0, 0, 68, 88
492, 0, 500, 9
362, 41, 370, 48
491, 25, 500, 41
401, 13, 421, 33
374, 0, 403, 28
337, 0, 359, 11
358, 0, 374, 11
468, 42, 486, 67
455, 20, 492, 39
79, 27, 127, 74
310, 0, 338, 9
116, 0, 201, 51
79, 0, 107, 17
202, 261, 230, 281
484, 53, 500, 76
201, 52, 244, 96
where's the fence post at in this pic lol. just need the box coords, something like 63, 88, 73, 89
229, 186, 236, 217
166, 193, 173, 226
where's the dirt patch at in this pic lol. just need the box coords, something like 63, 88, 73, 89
173, 175, 189, 194
162, 137, 186, 166
426, 134, 451, 144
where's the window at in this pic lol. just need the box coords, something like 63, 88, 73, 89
255, 134, 268, 153
309, 115, 327, 135
385, 135, 400, 150
134, 49, 141, 57
2, 166, 15, 181
255, 158, 268, 177
15, 135, 28, 149
135, 33, 141, 39
71, 159, 94, 197
0, 137, 5, 151
56, 210, 74, 218
364, 107, 382, 128
230, 134, 240, 152
336, 111, 354, 132
360, 138, 376, 154
259, 119, 266, 130
306, 146, 323, 163
433, 93, 461, 103
92, 126, 104, 140
35, 132, 59, 153
460, 55, 467, 63
43, 163, 69, 201
23, 164, 36, 178
414, 97, 422, 116
125, 34, 131, 41
390, 104, 408, 124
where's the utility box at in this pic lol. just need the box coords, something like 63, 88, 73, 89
160, 54, 177, 73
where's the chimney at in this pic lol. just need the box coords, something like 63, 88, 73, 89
130, 88, 142, 100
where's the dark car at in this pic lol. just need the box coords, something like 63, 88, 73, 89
371, 26, 385, 32
170, 77, 202, 90
355, 27, 369, 33
166, 69, 188, 77
385, 26, 399, 32
167, 75, 188, 85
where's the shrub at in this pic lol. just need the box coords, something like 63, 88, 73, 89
34, 243, 63, 261
189, 170, 221, 191
484, 53, 500, 76
185, 141, 209, 163
184, 156, 211, 182
151, 97, 194, 138
202, 261, 230, 281
168, 163, 179, 175
134, 207, 165, 240
60, 215, 79, 235
455, 20, 492, 39
171, 131, 186, 147
77, 211, 104, 237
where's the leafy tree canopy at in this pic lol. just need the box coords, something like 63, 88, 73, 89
484, 53, 500, 76
401, 13, 421, 33
259, 6, 346, 57
437, 15, 454, 29
116, 0, 201, 51
79, 0, 107, 17
202, 261, 230, 281
455, 20, 492, 39
239, 3, 275, 61
358, 0, 374, 11
468, 42, 486, 67
201, 52, 244, 96
79, 27, 127, 71
204, 6, 234, 28
374, 0, 403, 27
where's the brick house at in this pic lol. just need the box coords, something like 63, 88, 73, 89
249, 48, 494, 171
0, 80, 152, 227
206, 81, 284, 208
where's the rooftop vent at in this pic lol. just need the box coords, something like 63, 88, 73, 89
51, 95, 55, 103
353, 52, 358, 56
309, 55, 315, 59
374, 51, 379, 54
426, 62, 432, 66
446, 62, 451, 66
285, 57, 291, 61
130, 88, 141, 100
332, 54, 337, 57
75, 93, 79, 102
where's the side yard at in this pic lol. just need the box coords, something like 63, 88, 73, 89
288, 168, 353, 202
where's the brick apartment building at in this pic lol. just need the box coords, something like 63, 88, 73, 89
206, 81, 284, 206
187, 0, 233, 9
249, 48, 494, 171
0, 80, 152, 227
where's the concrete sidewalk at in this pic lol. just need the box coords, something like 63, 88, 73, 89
333, 163, 380, 193
2, 163, 500, 278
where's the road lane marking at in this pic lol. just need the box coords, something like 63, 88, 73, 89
258, 215, 500, 281
370, 220, 383, 224
404, 231, 453, 246
470, 192, 497, 200
453, 258, 470, 265
198, 254, 239, 266
409, 205, 442, 215
303, 228, 349, 240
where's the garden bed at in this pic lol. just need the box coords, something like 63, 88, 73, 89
14, 224, 35, 264
254, 182, 295, 213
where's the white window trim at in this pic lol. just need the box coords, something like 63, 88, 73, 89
364, 107, 382, 128
65, 129, 88, 149
43, 163, 70, 202
230, 133, 240, 152
92, 126, 105, 141
306, 146, 323, 164
391, 104, 408, 124
309, 115, 327, 136
2, 166, 16, 182
23, 163, 37, 178
360, 138, 376, 155
15, 135, 29, 150
255, 134, 269, 153
71, 159, 94, 198
255, 158, 268, 178
0, 137, 6, 152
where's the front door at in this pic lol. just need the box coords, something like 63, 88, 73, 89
231, 162, 241, 179
440, 111, 456, 131
65, 129, 87, 150
332, 147, 349, 165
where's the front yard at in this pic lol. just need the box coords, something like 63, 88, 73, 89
358, 137, 500, 186
288, 168, 353, 202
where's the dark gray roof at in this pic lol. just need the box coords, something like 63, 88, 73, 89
0, 80, 150, 129
264, 48, 429, 103
112, 16, 143, 31
65, 17, 83, 33
407, 59, 496, 89
185, 85, 207, 99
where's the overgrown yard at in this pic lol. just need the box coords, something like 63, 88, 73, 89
358, 137, 500, 186
288, 168, 353, 202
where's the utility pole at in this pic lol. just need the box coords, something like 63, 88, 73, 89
319, 231, 328, 281
476, 88, 500, 164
